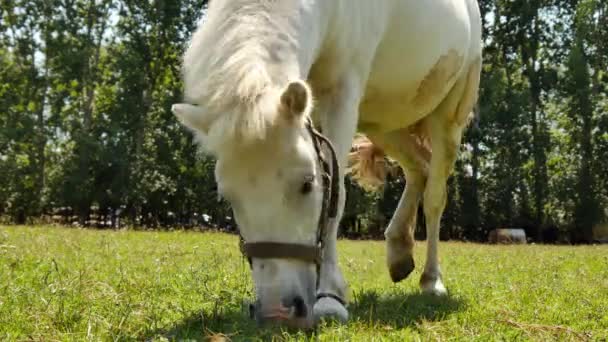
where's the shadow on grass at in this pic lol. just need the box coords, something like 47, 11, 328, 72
349, 290, 466, 328
143, 305, 314, 341
144, 292, 465, 340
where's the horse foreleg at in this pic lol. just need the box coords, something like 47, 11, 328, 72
366, 131, 430, 282
313, 74, 365, 322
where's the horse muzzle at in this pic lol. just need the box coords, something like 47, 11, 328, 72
251, 295, 315, 329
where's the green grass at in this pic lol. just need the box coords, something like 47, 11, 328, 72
0, 226, 607, 341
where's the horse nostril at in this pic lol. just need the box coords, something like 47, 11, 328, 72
292, 295, 307, 318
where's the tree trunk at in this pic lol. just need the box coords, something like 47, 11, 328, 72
470, 106, 481, 230
522, 16, 548, 241
77, 0, 109, 225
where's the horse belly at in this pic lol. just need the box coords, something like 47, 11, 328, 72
359, 0, 474, 133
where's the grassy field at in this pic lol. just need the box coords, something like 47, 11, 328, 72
0, 226, 607, 341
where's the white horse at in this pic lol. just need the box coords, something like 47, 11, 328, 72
174, 0, 482, 329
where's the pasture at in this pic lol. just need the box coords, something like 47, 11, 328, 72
1, 226, 606, 341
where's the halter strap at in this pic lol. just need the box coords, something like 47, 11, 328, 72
305, 119, 340, 219
240, 242, 322, 264
317, 292, 347, 306
238, 117, 345, 306
240, 118, 338, 262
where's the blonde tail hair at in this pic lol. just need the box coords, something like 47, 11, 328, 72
347, 134, 396, 192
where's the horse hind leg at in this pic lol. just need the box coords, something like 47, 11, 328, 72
420, 58, 481, 295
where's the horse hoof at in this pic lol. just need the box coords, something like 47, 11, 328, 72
388, 254, 415, 283
420, 273, 447, 296
313, 296, 348, 324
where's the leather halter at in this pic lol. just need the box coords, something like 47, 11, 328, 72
238, 118, 343, 304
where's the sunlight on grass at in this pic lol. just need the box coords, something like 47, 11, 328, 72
1, 226, 607, 341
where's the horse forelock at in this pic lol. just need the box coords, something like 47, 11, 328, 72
182, 0, 300, 153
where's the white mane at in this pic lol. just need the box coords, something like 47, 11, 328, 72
183, 0, 301, 149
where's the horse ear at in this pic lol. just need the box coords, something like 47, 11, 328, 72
172, 103, 213, 133
280, 80, 311, 117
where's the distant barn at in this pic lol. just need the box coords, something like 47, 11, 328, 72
488, 229, 527, 244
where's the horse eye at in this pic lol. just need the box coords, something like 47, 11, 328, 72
300, 178, 314, 195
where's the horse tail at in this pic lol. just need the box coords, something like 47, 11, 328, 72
347, 134, 393, 191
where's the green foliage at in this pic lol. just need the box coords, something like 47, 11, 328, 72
462, 0, 608, 240
1, 226, 607, 340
